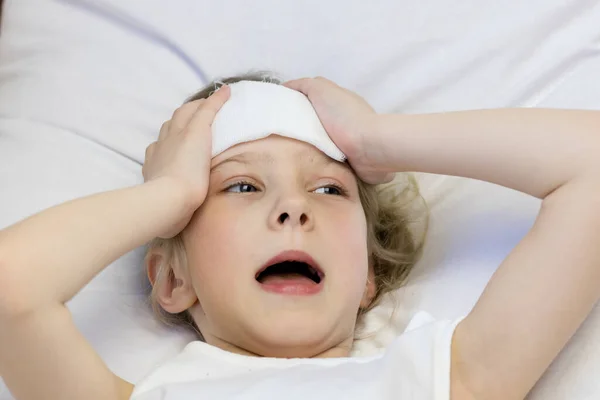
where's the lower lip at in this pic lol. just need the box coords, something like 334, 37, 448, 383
259, 278, 323, 296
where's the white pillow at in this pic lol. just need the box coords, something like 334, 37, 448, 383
1, 1, 599, 399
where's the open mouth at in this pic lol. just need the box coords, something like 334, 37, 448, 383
255, 250, 325, 288
256, 260, 323, 284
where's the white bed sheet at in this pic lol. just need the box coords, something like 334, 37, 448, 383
0, 0, 599, 398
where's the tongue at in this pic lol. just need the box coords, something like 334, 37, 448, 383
260, 273, 316, 285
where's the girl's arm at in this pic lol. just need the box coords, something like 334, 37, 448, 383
377, 109, 600, 400
0, 178, 192, 313
0, 178, 190, 400
0, 87, 230, 400
376, 109, 599, 199
284, 77, 600, 400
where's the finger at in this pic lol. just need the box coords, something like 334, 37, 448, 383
314, 76, 334, 84
142, 160, 150, 181
380, 172, 395, 184
170, 99, 205, 134
158, 121, 170, 141
206, 84, 231, 106
185, 85, 230, 134
282, 78, 315, 95
144, 142, 156, 160
360, 171, 395, 185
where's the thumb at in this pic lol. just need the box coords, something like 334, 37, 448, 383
359, 171, 395, 185
282, 78, 315, 96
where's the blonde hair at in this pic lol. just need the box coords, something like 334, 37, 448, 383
146, 71, 429, 338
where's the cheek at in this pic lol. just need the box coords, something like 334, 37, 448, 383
323, 205, 369, 278
338, 215, 367, 252
184, 200, 255, 286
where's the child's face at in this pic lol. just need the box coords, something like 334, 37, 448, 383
181, 135, 372, 357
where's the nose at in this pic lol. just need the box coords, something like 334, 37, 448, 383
268, 194, 314, 231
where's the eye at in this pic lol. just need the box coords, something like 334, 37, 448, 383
313, 184, 346, 196
226, 181, 259, 193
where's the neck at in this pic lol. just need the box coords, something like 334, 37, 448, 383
204, 334, 354, 359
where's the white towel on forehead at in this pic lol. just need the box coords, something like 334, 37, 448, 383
210, 81, 346, 161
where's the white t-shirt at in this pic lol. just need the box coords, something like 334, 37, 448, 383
131, 312, 463, 400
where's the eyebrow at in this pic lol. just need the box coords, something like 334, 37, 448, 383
297, 149, 350, 170
211, 149, 349, 172
211, 152, 275, 172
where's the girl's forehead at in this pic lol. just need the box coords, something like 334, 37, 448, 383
211, 135, 338, 168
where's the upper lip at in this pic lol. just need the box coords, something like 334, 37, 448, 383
256, 250, 325, 281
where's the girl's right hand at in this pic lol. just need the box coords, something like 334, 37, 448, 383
142, 85, 231, 238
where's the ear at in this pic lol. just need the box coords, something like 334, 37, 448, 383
146, 246, 198, 314
360, 263, 377, 309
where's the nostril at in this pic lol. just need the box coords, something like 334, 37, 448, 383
300, 213, 308, 225
278, 213, 289, 224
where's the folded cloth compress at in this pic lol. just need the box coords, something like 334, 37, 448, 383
211, 81, 346, 161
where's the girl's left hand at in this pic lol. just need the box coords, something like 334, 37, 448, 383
283, 77, 393, 184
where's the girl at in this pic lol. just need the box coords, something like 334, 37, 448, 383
0, 73, 599, 400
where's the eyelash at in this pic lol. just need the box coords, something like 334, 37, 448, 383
225, 180, 259, 193
224, 180, 348, 196
316, 183, 348, 197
